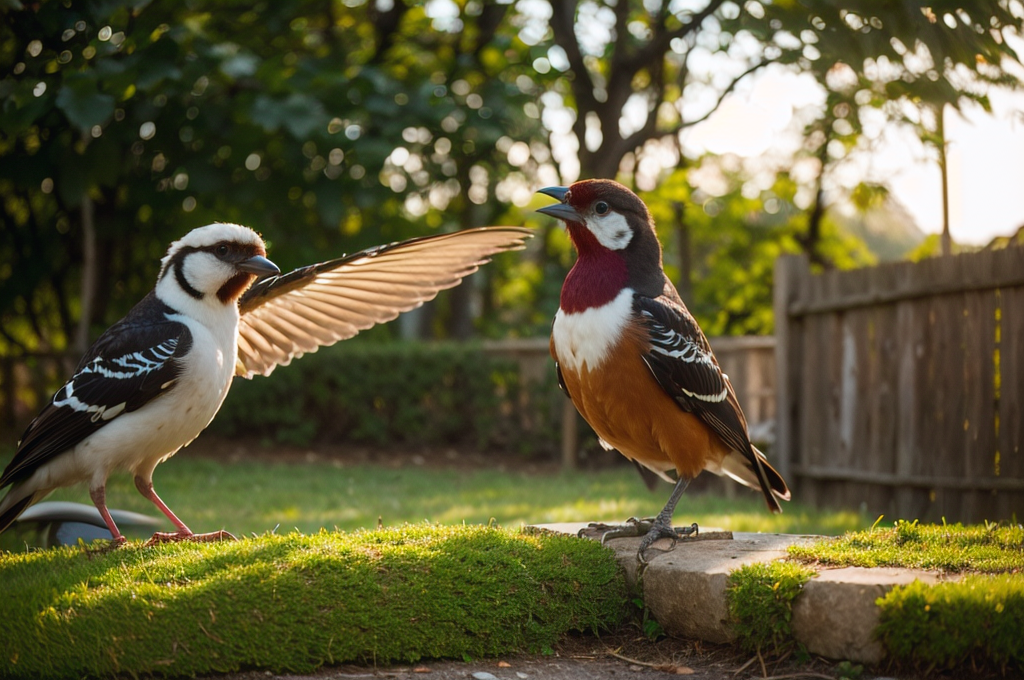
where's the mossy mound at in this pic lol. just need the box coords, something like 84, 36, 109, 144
790, 520, 1024, 673
0, 524, 628, 679
787, 520, 1024, 573
878, 574, 1024, 673
726, 561, 815, 656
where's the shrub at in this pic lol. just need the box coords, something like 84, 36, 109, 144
210, 341, 564, 453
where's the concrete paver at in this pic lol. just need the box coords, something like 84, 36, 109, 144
534, 522, 943, 665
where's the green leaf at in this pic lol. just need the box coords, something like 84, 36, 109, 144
55, 77, 115, 131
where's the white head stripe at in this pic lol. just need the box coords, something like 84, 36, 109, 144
586, 211, 632, 251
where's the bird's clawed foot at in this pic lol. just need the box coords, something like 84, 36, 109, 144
579, 517, 648, 541
143, 529, 236, 547
636, 518, 698, 564
579, 517, 699, 562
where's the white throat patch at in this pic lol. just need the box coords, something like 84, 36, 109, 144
552, 287, 634, 373
586, 211, 633, 251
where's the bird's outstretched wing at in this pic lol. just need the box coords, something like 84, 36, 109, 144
2, 301, 191, 488
235, 227, 533, 378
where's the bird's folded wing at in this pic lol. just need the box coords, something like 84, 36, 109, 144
235, 226, 533, 378
1, 322, 192, 488
635, 295, 752, 457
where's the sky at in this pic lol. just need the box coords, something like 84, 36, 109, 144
682, 64, 1024, 247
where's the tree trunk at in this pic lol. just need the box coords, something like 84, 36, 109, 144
804, 138, 831, 268
673, 200, 692, 305
937, 104, 952, 256
74, 185, 97, 354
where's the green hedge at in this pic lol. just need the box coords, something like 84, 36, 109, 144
0, 525, 629, 678
211, 341, 565, 453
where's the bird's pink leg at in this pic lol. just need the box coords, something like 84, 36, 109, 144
134, 476, 235, 547
89, 486, 127, 549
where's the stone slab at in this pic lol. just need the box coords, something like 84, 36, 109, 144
531, 523, 947, 665
791, 566, 945, 664
533, 523, 817, 645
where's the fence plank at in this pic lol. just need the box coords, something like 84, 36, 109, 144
781, 247, 1024, 523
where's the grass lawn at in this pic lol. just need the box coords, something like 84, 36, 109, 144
1, 442, 868, 540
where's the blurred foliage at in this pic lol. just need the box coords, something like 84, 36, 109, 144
208, 340, 566, 454
544, 0, 1023, 179
0, 0, 552, 352
640, 164, 874, 335
2, 0, 1022, 356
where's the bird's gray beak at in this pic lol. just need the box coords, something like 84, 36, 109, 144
536, 186, 581, 222
237, 255, 280, 278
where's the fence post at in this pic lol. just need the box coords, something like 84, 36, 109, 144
561, 399, 578, 469
773, 254, 809, 485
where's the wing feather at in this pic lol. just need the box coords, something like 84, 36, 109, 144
235, 226, 532, 377
1, 314, 191, 489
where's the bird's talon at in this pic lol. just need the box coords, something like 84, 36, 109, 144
144, 529, 235, 547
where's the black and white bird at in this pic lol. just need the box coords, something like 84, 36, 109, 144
0, 223, 531, 547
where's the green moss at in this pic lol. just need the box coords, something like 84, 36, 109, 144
726, 561, 815, 656
788, 520, 1024, 573
877, 574, 1024, 673
0, 525, 628, 679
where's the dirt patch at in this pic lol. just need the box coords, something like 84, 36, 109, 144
202, 629, 859, 680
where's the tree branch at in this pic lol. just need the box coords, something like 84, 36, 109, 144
549, 2, 597, 112
471, 3, 509, 59
680, 59, 768, 129
367, 0, 410, 65
626, 0, 726, 74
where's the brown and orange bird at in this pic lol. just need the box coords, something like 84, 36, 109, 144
537, 179, 790, 561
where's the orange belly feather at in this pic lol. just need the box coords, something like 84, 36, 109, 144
551, 328, 730, 480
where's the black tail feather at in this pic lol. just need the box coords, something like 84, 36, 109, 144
752, 446, 790, 514
0, 493, 34, 535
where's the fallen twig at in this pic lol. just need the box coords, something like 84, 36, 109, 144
733, 655, 758, 675
606, 649, 694, 675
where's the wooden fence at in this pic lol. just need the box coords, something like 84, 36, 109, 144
774, 249, 1024, 523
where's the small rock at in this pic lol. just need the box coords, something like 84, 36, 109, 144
516, 673, 529, 679
472, 673, 498, 680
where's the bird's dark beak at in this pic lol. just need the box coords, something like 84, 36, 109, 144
536, 186, 581, 222
237, 255, 280, 278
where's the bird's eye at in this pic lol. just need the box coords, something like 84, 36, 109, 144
216, 245, 229, 257
594, 201, 609, 215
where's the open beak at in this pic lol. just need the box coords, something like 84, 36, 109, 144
237, 255, 280, 278
536, 186, 582, 222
